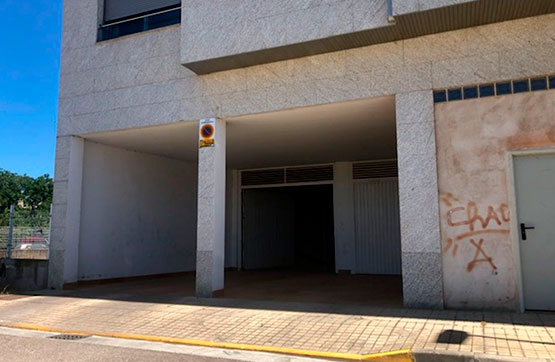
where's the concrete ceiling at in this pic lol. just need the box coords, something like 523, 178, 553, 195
83, 96, 396, 169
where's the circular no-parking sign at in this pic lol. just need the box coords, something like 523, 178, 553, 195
200, 124, 214, 139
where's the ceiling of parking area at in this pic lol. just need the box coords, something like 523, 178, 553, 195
83, 96, 396, 169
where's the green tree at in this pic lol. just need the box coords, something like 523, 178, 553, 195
0, 169, 22, 211
21, 174, 53, 213
0, 169, 53, 226
0, 170, 22, 225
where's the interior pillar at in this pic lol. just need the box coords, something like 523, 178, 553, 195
196, 118, 226, 298
396, 91, 444, 309
228, 169, 241, 269
333, 162, 356, 273
48, 136, 84, 289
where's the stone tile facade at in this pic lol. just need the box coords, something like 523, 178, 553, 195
53, 0, 555, 310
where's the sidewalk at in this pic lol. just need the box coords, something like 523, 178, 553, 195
0, 292, 554, 361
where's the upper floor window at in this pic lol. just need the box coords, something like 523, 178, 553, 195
98, 0, 181, 41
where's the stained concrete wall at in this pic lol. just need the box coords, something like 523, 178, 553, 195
78, 141, 198, 280
58, 5, 555, 137
1, 259, 49, 292
435, 90, 555, 310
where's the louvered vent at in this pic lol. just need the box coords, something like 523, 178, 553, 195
241, 165, 333, 186
286, 165, 333, 183
241, 169, 285, 186
353, 160, 398, 180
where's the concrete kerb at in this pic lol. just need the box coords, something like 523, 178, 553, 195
412, 349, 550, 362
3, 322, 415, 361
2, 323, 549, 362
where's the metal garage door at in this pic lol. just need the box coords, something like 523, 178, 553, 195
241, 188, 295, 270
354, 178, 401, 275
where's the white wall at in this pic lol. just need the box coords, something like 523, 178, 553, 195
78, 141, 198, 280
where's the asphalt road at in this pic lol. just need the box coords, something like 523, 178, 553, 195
0, 334, 247, 362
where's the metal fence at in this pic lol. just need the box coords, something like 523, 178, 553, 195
0, 205, 51, 260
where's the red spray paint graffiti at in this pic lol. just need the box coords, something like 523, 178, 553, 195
441, 192, 510, 272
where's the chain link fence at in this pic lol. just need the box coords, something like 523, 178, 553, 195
0, 205, 50, 260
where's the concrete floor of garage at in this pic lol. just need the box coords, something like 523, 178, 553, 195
51, 270, 403, 308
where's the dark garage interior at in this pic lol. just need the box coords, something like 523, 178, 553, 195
241, 185, 335, 272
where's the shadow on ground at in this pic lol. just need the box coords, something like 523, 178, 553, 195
18, 270, 555, 330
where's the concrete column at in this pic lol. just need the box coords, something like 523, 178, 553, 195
396, 91, 444, 309
196, 118, 226, 297
48, 136, 84, 289
333, 162, 356, 273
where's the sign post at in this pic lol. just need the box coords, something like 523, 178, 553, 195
199, 118, 216, 148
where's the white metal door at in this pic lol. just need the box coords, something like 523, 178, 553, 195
514, 154, 555, 311
354, 178, 401, 275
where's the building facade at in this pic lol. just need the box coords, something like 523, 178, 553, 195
51, 0, 555, 311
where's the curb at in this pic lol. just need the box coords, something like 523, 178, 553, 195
413, 349, 548, 362
3, 322, 415, 361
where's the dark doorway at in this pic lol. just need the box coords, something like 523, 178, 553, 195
242, 185, 335, 272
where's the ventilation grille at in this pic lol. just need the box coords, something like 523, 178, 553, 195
241, 165, 333, 186
353, 160, 398, 180
241, 169, 285, 186
286, 165, 333, 183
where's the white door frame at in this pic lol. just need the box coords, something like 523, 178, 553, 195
507, 147, 555, 313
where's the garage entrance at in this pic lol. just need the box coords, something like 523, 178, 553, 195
73, 95, 404, 306
242, 184, 335, 272
222, 96, 402, 305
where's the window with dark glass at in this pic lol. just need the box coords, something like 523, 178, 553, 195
530, 77, 547, 91
433, 90, 447, 103
463, 86, 478, 99
447, 88, 462, 101
479, 84, 495, 97
98, 0, 181, 41
512, 79, 529, 93
495, 81, 512, 96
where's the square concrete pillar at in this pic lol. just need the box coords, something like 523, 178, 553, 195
396, 91, 444, 309
48, 136, 84, 289
196, 118, 226, 297
333, 162, 356, 273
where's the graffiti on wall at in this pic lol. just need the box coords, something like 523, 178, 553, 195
440, 192, 510, 272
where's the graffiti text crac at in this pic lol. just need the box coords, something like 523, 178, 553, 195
441, 193, 510, 272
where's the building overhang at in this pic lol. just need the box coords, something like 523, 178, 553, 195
182, 0, 555, 75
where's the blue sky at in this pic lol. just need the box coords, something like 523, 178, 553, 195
0, 0, 62, 178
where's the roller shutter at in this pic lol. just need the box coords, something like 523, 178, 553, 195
354, 178, 401, 275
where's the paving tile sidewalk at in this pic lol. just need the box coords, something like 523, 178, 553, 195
0, 295, 554, 360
